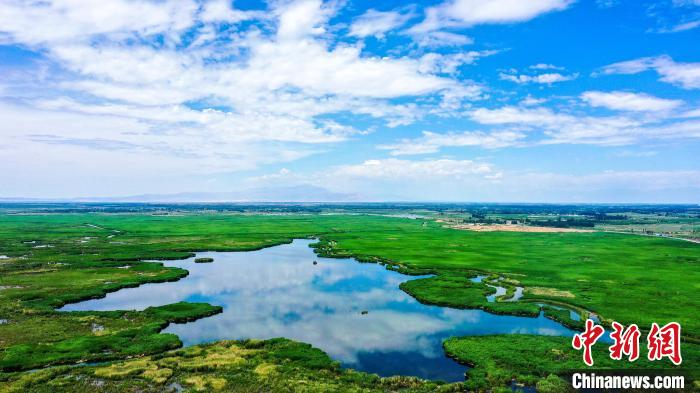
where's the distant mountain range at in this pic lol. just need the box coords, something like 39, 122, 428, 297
0, 185, 367, 203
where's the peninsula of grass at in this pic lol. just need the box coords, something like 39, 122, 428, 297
194, 257, 214, 263
541, 305, 585, 330
399, 275, 540, 316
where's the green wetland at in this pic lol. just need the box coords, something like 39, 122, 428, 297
0, 204, 698, 392
59, 239, 576, 382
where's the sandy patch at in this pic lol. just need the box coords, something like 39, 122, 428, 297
527, 287, 575, 298
0, 285, 23, 290
450, 223, 594, 233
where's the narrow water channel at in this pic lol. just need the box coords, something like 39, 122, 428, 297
61, 239, 577, 382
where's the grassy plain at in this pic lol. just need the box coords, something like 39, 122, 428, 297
0, 211, 698, 390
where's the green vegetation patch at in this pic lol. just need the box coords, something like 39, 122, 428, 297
194, 257, 214, 263
0, 338, 464, 392
0, 302, 221, 371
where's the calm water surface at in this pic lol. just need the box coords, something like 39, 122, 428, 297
61, 239, 576, 382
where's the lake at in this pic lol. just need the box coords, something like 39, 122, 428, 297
61, 239, 576, 382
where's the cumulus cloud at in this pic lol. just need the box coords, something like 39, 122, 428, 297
599, 55, 700, 89
581, 91, 684, 112
410, 0, 573, 32
0, 0, 475, 191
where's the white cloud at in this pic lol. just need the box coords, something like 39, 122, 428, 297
499, 64, 576, 84
509, 170, 700, 194
200, 0, 259, 23
410, 0, 573, 32
419, 50, 498, 75
466, 169, 700, 202
0, 100, 323, 197
0, 100, 322, 166
469, 105, 700, 145
661, 19, 700, 33
376, 100, 697, 155
470, 106, 568, 125
349, 9, 412, 38
0, 0, 198, 44
600, 55, 700, 89
245, 158, 504, 200
243, 40, 452, 98
499, 72, 577, 84
521, 96, 547, 106
614, 150, 658, 158
0, 0, 473, 194
581, 91, 683, 112
251, 162, 700, 203
275, 0, 336, 40
379, 130, 525, 155
0, 0, 457, 101
331, 158, 499, 179
2, 0, 698, 202
653, 1, 700, 33
529, 63, 564, 70
680, 108, 700, 118
412, 31, 474, 48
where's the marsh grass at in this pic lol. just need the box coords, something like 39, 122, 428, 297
0, 338, 464, 392
0, 213, 698, 390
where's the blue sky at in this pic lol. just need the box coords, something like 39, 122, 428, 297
0, 0, 698, 202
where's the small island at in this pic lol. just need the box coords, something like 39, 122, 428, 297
194, 257, 214, 263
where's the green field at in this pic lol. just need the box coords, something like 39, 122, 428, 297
0, 211, 698, 391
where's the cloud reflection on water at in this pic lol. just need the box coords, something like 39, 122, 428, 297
61, 239, 575, 381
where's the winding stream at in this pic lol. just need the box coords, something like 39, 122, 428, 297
61, 239, 577, 382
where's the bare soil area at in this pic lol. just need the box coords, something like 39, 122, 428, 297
448, 223, 595, 233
